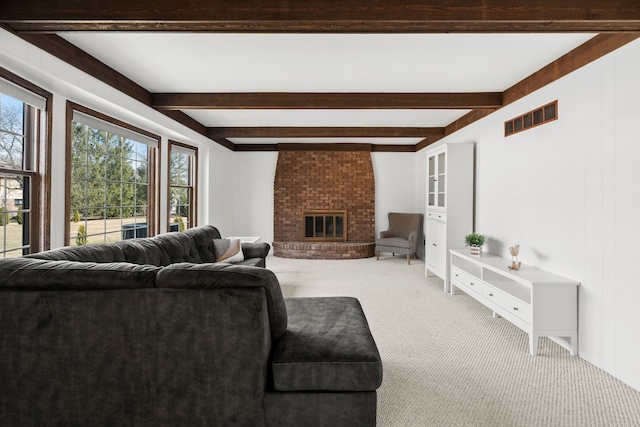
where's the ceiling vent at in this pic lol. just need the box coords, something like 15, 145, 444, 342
505, 100, 557, 137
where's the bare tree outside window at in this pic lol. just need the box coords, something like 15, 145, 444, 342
168, 141, 197, 232
0, 93, 35, 257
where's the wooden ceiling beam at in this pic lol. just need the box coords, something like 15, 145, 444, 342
152, 93, 501, 110
502, 33, 640, 106
232, 143, 417, 152
3, 0, 640, 33
207, 127, 445, 138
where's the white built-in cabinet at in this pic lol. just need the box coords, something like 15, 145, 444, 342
424, 143, 475, 291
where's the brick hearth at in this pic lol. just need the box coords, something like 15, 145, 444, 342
273, 242, 375, 259
273, 150, 375, 259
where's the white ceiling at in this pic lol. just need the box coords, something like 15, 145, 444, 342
59, 32, 595, 145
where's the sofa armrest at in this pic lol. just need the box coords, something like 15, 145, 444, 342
241, 242, 271, 260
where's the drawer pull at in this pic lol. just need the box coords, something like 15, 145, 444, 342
455, 274, 459, 277
470, 282, 475, 286
489, 293, 493, 297
513, 307, 519, 311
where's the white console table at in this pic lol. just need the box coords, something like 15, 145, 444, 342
449, 249, 579, 356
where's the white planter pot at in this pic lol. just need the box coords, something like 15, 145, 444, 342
469, 245, 483, 256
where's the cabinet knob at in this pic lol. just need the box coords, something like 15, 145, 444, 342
455, 274, 459, 277
513, 307, 519, 311
489, 293, 493, 297
470, 282, 474, 286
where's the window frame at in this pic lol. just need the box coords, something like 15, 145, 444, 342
167, 140, 198, 232
65, 102, 161, 246
0, 67, 52, 256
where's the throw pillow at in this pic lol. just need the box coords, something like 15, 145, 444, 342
213, 238, 245, 263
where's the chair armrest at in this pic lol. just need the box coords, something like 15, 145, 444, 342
407, 231, 416, 243
380, 230, 393, 238
241, 242, 271, 260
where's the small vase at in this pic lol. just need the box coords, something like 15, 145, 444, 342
469, 245, 482, 256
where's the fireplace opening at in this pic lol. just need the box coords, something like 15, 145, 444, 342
303, 210, 347, 242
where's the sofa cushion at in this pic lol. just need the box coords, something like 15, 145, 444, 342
115, 238, 171, 266
213, 238, 244, 263
25, 243, 127, 263
153, 231, 203, 264
155, 263, 287, 339
272, 297, 382, 392
233, 258, 266, 268
0, 257, 160, 290
183, 225, 222, 263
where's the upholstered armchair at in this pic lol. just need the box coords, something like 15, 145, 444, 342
376, 212, 424, 265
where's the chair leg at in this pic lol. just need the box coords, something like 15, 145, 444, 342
407, 255, 410, 265
376, 251, 380, 260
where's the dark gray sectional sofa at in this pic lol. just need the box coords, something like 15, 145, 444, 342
0, 225, 383, 426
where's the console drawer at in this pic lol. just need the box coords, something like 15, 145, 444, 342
451, 266, 482, 296
483, 284, 531, 323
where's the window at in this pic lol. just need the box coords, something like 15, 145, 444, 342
67, 103, 159, 245
168, 140, 197, 232
0, 72, 50, 257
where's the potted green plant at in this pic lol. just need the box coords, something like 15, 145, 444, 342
464, 232, 485, 256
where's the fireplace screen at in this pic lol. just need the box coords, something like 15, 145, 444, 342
303, 210, 347, 242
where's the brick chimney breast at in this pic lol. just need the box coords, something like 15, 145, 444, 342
273, 150, 375, 259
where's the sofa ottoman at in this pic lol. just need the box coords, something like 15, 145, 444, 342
266, 297, 382, 427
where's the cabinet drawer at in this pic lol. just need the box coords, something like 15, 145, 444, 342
451, 267, 482, 295
483, 285, 531, 323
426, 211, 446, 222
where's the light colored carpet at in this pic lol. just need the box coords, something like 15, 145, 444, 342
266, 255, 640, 427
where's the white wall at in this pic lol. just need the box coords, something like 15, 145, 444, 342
372, 151, 419, 229
227, 151, 278, 243
206, 143, 235, 234
424, 39, 640, 391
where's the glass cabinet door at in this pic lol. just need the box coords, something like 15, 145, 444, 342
427, 150, 446, 210
437, 151, 446, 208
428, 155, 436, 207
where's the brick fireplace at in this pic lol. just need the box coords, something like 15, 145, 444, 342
273, 149, 375, 259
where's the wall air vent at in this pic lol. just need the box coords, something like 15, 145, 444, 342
505, 100, 557, 137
